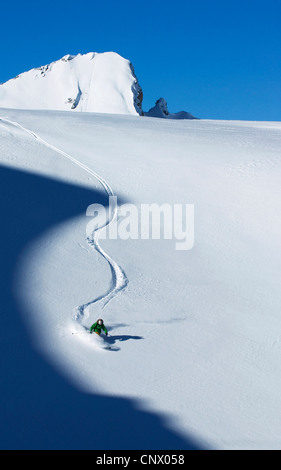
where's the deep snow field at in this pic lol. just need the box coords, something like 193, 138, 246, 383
1, 108, 281, 450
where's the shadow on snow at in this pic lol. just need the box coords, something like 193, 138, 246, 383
0, 164, 204, 450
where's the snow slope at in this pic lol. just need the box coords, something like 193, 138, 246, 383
1, 108, 281, 450
0, 52, 143, 115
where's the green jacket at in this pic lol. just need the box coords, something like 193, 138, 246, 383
90, 322, 108, 335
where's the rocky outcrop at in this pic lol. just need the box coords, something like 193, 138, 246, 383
145, 98, 196, 120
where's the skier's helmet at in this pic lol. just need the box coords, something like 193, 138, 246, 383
97, 319, 104, 325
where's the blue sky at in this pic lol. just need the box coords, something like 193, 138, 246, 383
1, 0, 280, 120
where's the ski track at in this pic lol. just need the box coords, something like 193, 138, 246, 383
0, 116, 128, 324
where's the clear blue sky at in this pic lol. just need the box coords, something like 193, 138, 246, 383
1, 0, 280, 120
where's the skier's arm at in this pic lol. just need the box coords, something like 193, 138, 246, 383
90, 322, 97, 333
102, 324, 108, 335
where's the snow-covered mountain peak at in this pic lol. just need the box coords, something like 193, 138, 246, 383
0, 52, 144, 115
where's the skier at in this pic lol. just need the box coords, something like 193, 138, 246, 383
89, 319, 108, 336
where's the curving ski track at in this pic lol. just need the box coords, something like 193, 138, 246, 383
0, 116, 128, 322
